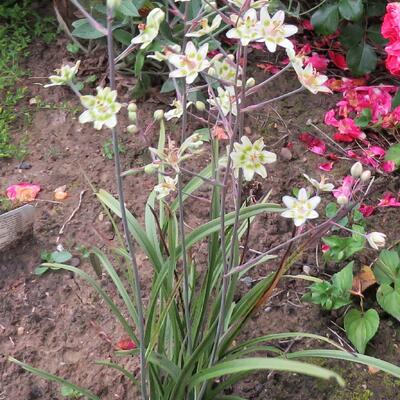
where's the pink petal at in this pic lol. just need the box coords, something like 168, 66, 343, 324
306, 53, 329, 72
6, 183, 41, 202
328, 51, 348, 70
368, 146, 386, 158
319, 161, 334, 171
324, 109, 339, 127
382, 160, 397, 173
321, 244, 330, 252
359, 204, 376, 217
378, 192, 400, 207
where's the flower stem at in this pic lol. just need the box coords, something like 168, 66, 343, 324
106, 7, 148, 400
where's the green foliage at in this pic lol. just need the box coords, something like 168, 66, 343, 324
385, 144, 400, 168
310, 0, 385, 76
303, 262, 353, 310
102, 139, 126, 160
35, 250, 73, 275
0, 0, 56, 158
344, 308, 379, 354
374, 249, 400, 320
60, 385, 83, 398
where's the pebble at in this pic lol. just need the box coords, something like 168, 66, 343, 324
17, 161, 32, 170
69, 257, 81, 267
17, 326, 24, 336
280, 147, 292, 160
303, 265, 311, 275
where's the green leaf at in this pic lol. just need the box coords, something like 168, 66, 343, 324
347, 42, 377, 76
385, 144, 400, 167
72, 19, 106, 39
374, 250, 400, 285
367, 24, 388, 45
113, 29, 133, 45
377, 284, 400, 321
34, 266, 50, 276
311, 4, 339, 35
392, 90, 400, 109
338, 0, 364, 21
189, 358, 345, 389
117, 0, 139, 16
160, 78, 176, 93
340, 23, 364, 47
8, 357, 100, 400
286, 349, 400, 378
332, 262, 354, 293
135, 50, 145, 78
354, 108, 372, 128
60, 385, 82, 398
344, 308, 379, 354
51, 251, 72, 263
366, 0, 386, 17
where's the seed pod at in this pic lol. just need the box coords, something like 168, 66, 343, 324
127, 124, 139, 134
360, 170, 371, 182
350, 162, 363, 178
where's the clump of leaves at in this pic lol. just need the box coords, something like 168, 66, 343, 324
35, 250, 73, 275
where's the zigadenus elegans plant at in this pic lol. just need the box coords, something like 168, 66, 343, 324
10, 0, 400, 399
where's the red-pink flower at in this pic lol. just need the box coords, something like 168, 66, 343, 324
328, 51, 348, 70
359, 204, 375, 217
333, 118, 365, 142
382, 2, 400, 42
299, 132, 326, 155
333, 176, 354, 201
382, 160, 397, 173
324, 109, 339, 127
319, 161, 334, 171
306, 53, 329, 72
116, 338, 137, 351
6, 183, 41, 202
378, 192, 400, 207
321, 244, 330, 253
385, 41, 400, 76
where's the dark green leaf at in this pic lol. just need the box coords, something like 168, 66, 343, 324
34, 266, 50, 276
89, 252, 103, 278
160, 78, 176, 93
366, 0, 386, 17
344, 308, 379, 354
340, 23, 364, 47
134, 50, 145, 77
377, 283, 400, 320
332, 262, 353, 293
374, 250, 400, 285
338, 0, 364, 21
354, 108, 372, 128
113, 29, 133, 45
347, 42, 377, 76
311, 4, 339, 35
118, 0, 139, 16
72, 19, 106, 40
392, 90, 400, 109
325, 202, 338, 218
51, 251, 72, 263
367, 24, 388, 45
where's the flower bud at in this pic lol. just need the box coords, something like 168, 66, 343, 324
350, 162, 363, 178
107, 0, 121, 9
336, 195, 348, 205
144, 163, 158, 174
127, 124, 139, 134
128, 111, 137, 122
208, 67, 216, 76
360, 170, 371, 182
127, 102, 137, 112
366, 232, 386, 250
195, 101, 206, 112
246, 77, 256, 88
153, 109, 164, 121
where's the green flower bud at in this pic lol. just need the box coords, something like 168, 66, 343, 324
144, 163, 158, 174
246, 77, 256, 88
127, 124, 139, 134
127, 102, 137, 112
128, 111, 137, 122
195, 101, 206, 111
153, 109, 164, 121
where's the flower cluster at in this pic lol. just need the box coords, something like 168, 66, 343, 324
382, 3, 400, 76
45, 61, 80, 87
79, 87, 121, 130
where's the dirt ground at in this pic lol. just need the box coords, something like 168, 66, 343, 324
1, 31, 400, 400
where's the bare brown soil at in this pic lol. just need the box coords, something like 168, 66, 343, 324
1, 35, 400, 400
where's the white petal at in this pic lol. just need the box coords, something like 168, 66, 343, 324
282, 195, 296, 208
297, 188, 308, 201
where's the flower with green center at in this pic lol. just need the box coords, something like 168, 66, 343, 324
281, 188, 321, 226
131, 8, 165, 49
210, 54, 242, 85
226, 9, 261, 46
168, 41, 210, 84
164, 99, 193, 120
154, 176, 177, 199
208, 86, 239, 116
79, 87, 122, 130
257, 8, 297, 52
303, 174, 334, 192
45, 61, 80, 87
230, 136, 277, 181
228, 0, 270, 9
148, 44, 181, 62
186, 15, 222, 38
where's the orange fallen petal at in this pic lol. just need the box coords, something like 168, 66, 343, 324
116, 338, 136, 351
54, 191, 68, 201
352, 266, 376, 293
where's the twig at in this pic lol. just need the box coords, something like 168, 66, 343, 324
57, 190, 86, 242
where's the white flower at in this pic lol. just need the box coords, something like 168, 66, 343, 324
154, 176, 177, 199
168, 41, 210, 84
226, 9, 261, 46
147, 44, 181, 62
79, 87, 122, 130
303, 174, 334, 192
286, 47, 305, 68
186, 15, 222, 38
208, 86, 239, 116
257, 8, 297, 52
281, 188, 321, 227
131, 8, 165, 49
230, 136, 277, 181
45, 61, 80, 87
366, 232, 386, 250
164, 99, 192, 120
210, 54, 242, 84
292, 61, 331, 94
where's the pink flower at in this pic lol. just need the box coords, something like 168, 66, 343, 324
332, 118, 365, 142
385, 42, 400, 76
299, 132, 326, 155
321, 244, 330, 253
367, 146, 385, 158
333, 176, 354, 201
382, 160, 396, 173
382, 3, 400, 42
301, 19, 314, 31
378, 192, 400, 207
359, 204, 375, 217
324, 109, 339, 127
6, 183, 41, 202
306, 53, 329, 72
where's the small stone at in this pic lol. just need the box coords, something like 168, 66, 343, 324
54, 191, 68, 201
264, 306, 272, 313
104, 221, 113, 233
280, 147, 292, 160
244, 126, 251, 135
17, 326, 24, 336
17, 161, 32, 170
303, 265, 311, 275
69, 257, 80, 267
98, 212, 104, 222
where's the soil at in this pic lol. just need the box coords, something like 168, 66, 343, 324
1, 26, 400, 400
